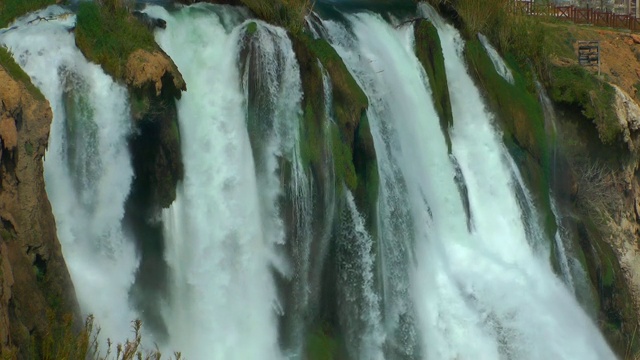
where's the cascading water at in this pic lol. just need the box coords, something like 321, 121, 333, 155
0, 7, 140, 344
1, 1, 622, 359
146, 4, 310, 358
319, 4, 616, 358
421, 4, 614, 359
478, 33, 514, 85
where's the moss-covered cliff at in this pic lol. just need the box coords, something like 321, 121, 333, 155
413, 19, 453, 152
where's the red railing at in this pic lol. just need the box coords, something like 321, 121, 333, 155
514, 1, 640, 32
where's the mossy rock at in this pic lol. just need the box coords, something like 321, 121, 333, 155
575, 219, 640, 357
547, 64, 620, 145
75, 2, 157, 81
293, 35, 372, 194
298, 36, 370, 193
413, 18, 453, 153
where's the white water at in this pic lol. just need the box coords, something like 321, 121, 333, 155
322, 5, 615, 359
421, 4, 614, 359
478, 33, 514, 85
0, 2, 619, 359
147, 4, 299, 359
0, 7, 139, 344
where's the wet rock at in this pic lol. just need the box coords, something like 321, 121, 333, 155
132, 11, 167, 31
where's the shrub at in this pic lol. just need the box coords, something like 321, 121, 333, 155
34, 314, 181, 360
548, 64, 620, 144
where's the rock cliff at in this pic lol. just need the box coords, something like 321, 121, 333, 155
0, 63, 78, 357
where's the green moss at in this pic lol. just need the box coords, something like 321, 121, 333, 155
465, 39, 547, 164
300, 103, 323, 167
0, 228, 13, 241
548, 64, 620, 145
75, 2, 156, 81
25, 142, 34, 156
634, 82, 640, 102
246, 21, 258, 35
602, 256, 615, 287
130, 92, 151, 120
301, 36, 368, 193
0, 0, 58, 29
414, 19, 453, 153
331, 124, 358, 192
306, 329, 337, 360
305, 38, 368, 110
170, 117, 180, 146
0, 47, 45, 100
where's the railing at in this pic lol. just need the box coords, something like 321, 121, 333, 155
513, 1, 640, 32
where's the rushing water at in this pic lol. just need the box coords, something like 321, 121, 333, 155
0, 6, 140, 344
0, 2, 618, 359
478, 33, 514, 85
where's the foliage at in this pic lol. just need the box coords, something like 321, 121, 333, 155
239, 0, 313, 34
426, 0, 548, 77
75, 1, 156, 80
0, 46, 45, 100
548, 65, 620, 144
0, 0, 58, 29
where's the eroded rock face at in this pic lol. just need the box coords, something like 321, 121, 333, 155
0, 66, 78, 356
125, 49, 186, 97
613, 84, 640, 153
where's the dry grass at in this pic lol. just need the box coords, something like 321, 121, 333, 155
573, 159, 622, 228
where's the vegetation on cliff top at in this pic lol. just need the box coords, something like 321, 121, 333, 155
240, 0, 312, 34
0, 0, 59, 29
548, 65, 620, 144
75, 1, 156, 80
0, 47, 45, 100
426, 0, 548, 77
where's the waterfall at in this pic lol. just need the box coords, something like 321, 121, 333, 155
418, 4, 615, 359
1, 2, 621, 359
146, 4, 308, 358
477, 33, 514, 85
317, 4, 615, 359
0, 6, 139, 344
321, 12, 456, 359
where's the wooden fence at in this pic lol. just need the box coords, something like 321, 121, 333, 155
513, 1, 640, 32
